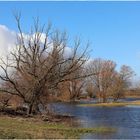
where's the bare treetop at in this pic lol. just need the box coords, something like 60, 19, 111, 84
0, 15, 91, 114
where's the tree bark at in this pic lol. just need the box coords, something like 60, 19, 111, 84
28, 103, 33, 115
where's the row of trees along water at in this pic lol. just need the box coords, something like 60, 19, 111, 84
0, 15, 135, 115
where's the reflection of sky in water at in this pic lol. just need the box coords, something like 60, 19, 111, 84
51, 98, 140, 139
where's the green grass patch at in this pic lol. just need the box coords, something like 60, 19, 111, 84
0, 116, 116, 139
78, 100, 140, 107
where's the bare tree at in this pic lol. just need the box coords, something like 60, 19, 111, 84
88, 58, 134, 103
108, 72, 125, 101
86, 83, 95, 98
99, 65, 134, 101
110, 65, 134, 101
67, 80, 85, 101
0, 93, 12, 111
0, 15, 91, 115
65, 67, 86, 101
88, 58, 116, 102
119, 65, 134, 88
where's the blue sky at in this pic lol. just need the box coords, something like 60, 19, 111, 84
0, 1, 140, 78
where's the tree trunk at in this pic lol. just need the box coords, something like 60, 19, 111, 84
28, 103, 33, 115
103, 97, 107, 103
113, 93, 120, 102
102, 92, 107, 103
113, 98, 117, 102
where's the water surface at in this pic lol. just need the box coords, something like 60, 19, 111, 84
51, 98, 140, 139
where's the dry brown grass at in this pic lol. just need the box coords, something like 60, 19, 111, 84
78, 100, 140, 107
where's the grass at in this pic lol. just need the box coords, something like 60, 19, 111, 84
78, 100, 140, 107
0, 116, 116, 139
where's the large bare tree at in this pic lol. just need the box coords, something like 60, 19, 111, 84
0, 15, 91, 114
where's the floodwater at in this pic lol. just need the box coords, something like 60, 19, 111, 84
51, 98, 140, 139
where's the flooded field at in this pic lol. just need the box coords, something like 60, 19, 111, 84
51, 98, 140, 139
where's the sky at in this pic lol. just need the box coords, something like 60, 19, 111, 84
0, 1, 140, 80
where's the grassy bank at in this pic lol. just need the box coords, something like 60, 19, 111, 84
0, 116, 116, 139
78, 100, 140, 107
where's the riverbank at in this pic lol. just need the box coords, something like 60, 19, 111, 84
0, 116, 116, 139
78, 100, 140, 107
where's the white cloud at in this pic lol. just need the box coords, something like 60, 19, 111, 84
63, 46, 73, 59
0, 25, 16, 57
0, 24, 75, 60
